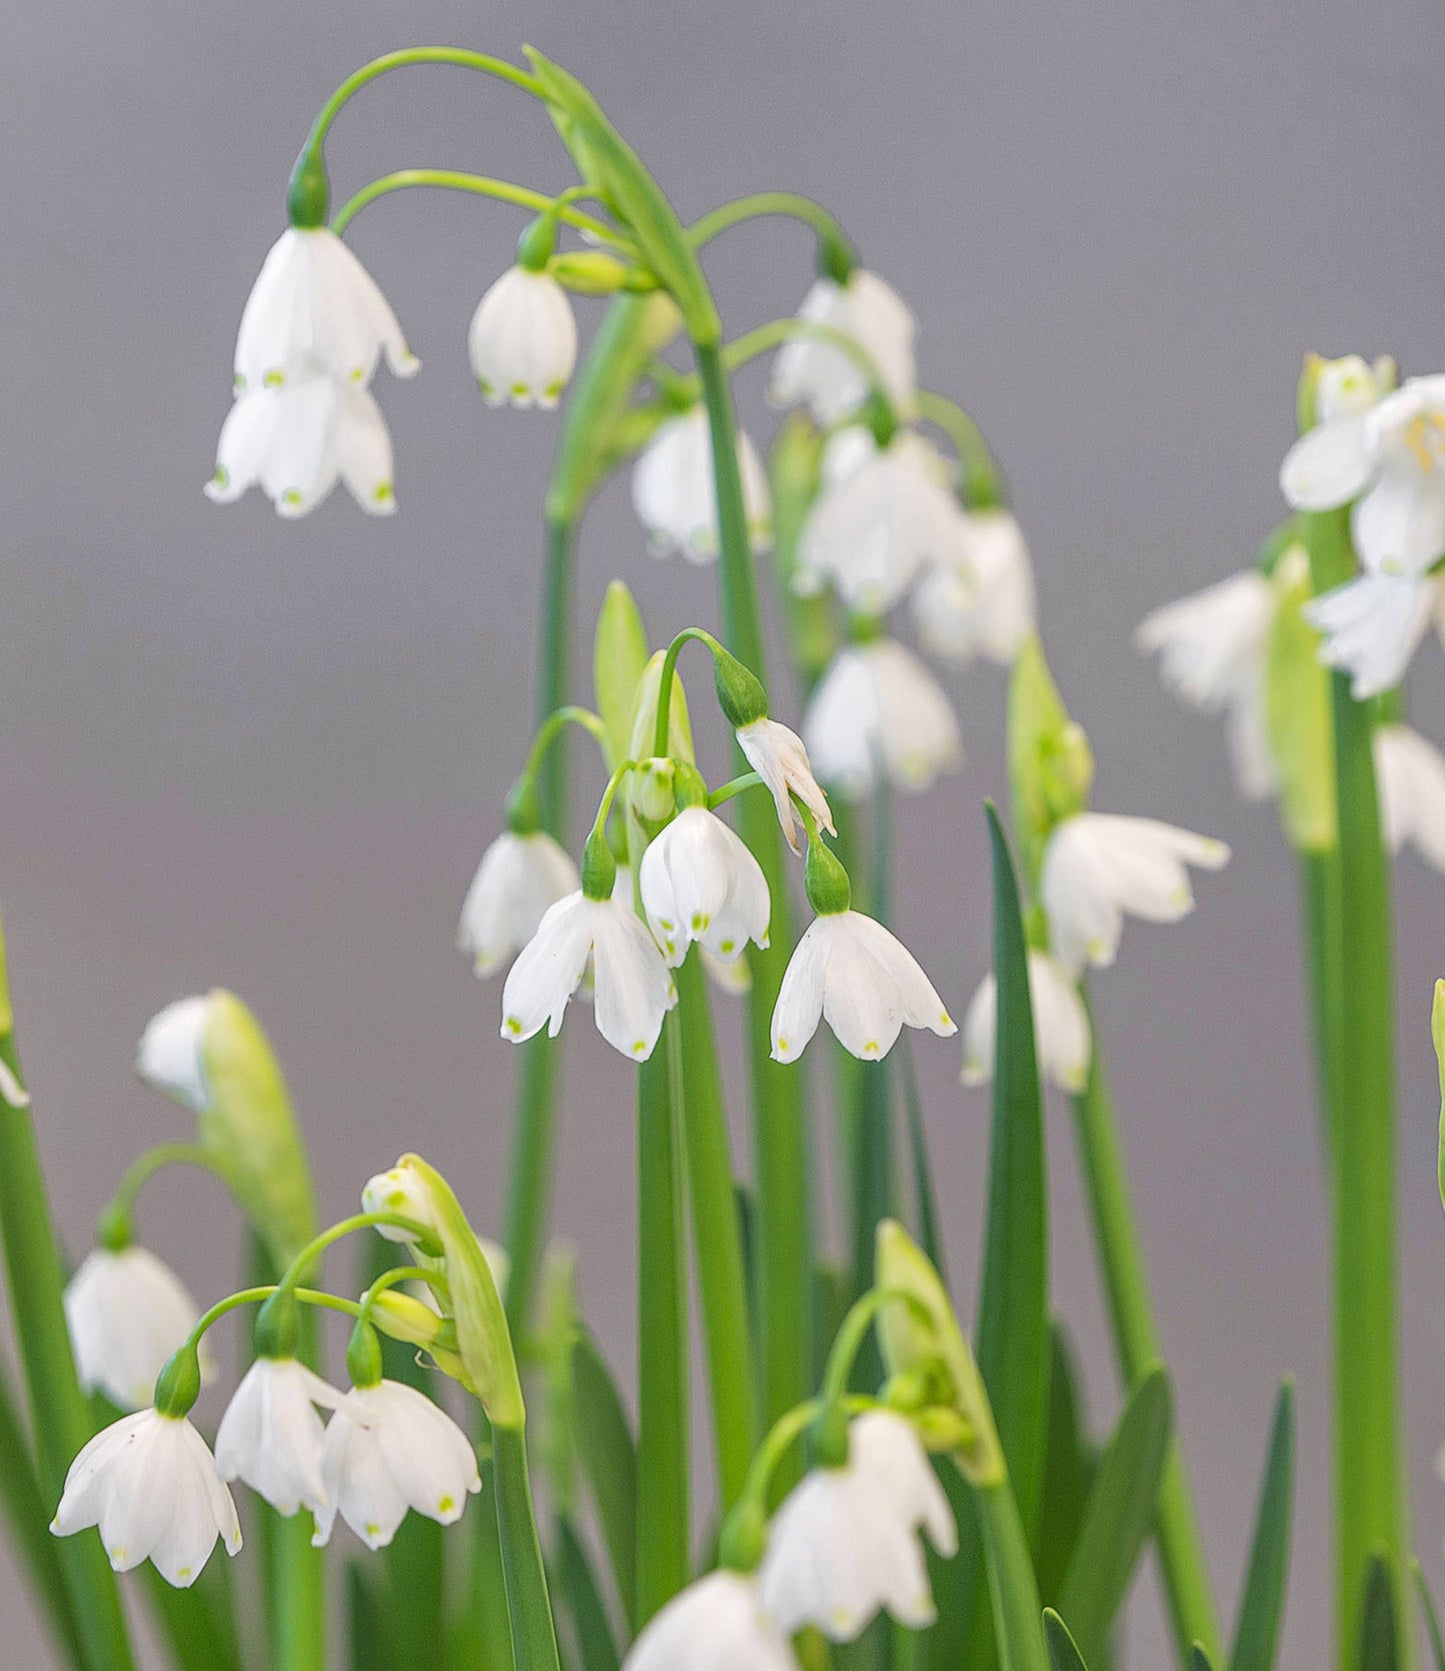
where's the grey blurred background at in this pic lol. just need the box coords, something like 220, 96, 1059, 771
2, 0, 1444, 1664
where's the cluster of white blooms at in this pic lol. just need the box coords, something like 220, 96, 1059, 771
624, 1410, 955, 1668
1279, 357, 1445, 696
53, 1170, 483, 1587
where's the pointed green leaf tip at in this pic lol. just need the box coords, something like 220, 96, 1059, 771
1043, 1609, 1090, 1671
1230, 1379, 1295, 1671
1434, 979, 1445, 1217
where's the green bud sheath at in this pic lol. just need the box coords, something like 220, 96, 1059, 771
253, 1288, 301, 1360
581, 830, 618, 901
346, 1318, 384, 1390
819, 228, 857, 287
153, 1344, 203, 1419
94, 1201, 131, 1254
711, 645, 769, 730
286, 146, 330, 230
807, 1401, 851, 1470
517, 213, 559, 272
804, 829, 852, 916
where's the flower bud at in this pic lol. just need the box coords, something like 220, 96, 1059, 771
362, 1163, 443, 1245
634, 758, 676, 824
710, 645, 769, 730
346, 1318, 385, 1390
153, 1342, 204, 1419
803, 830, 852, 916
549, 251, 632, 295
286, 146, 329, 230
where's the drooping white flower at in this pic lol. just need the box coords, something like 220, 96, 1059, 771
1281, 370, 1445, 578
795, 429, 967, 613
501, 892, 677, 1060
911, 509, 1036, 667
1374, 724, 1445, 871
771, 911, 955, 1063
64, 1247, 212, 1412
215, 1357, 343, 1516
51, 1408, 242, 1587
639, 806, 770, 967
631, 407, 771, 563
457, 831, 580, 977
735, 717, 836, 857
136, 994, 213, 1110
467, 266, 578, 409
758, 1410, 956, 1640
769, 270, 916, 424
311, 1379, 481, 1551
960, 952, 1091, 1094
206, 377, 397, 518
625, 1570, 801, 1671
1041, 814, 1230, 976
233, 228, 418, 394
1136, 569, 1278, 800
1306, 569, 1445, 699
803, 638, 962, 799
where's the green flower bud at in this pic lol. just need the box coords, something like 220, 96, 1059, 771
807, 1401, 852, 1470
581, 831, 618, 902
874, 1219, 1004, 1487
505, 774, 542, 837
820, 229, 857, 287
153, 1343, 203, 1419
94, 1201, 132, 1254
710, 645, 769, 730
286, 147, 330, 230
517, 213, 559, 273
253, 1288, 300, 1360
717, 1497, 768, 1573
673, 761, 709, 811
549, 251, 633, 295
346, 1317, 385, 1390
633, 758, 676, 824
804, 830, 852, 916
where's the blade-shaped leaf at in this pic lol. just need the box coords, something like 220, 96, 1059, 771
1057, 1366, 1173, 1667
0, 1358, 83, 1668
1035, 1323, 1092, 1606
1044, 1609, 1090, 1671
573, 1326, 638, 1629
901, 1039, 945, 1278
1193, 1649, 1220, 1671
1358, 1556, 1398, 1671
1229, 1380, 1295, 1671
1413, 1559, 1445, 1671
553, 1517, 621, 1671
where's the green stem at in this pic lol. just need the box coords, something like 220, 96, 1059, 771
675, 955, 759, 1511
850, 782, 894, 1314
653, 626, 725, 760
689, 190, 848, 252
492, 1424, 563, 1671
694, 336, 814, 1465
719, 318, 888, 393
502, 517, 578, 1342
1069, 1019, 1221, 1663
104, 1141, 231, 1226
706, 771, 764, 810
1300, 848, 1345, 1165
1303, 505, 1411, 1670
306, 49, 541, 150
330, 169, 623, 246
914, 389, 1005, 509
0, 1027, 134, 1671
974, 1475, 1049, 1671
635, 1012, 690, 1622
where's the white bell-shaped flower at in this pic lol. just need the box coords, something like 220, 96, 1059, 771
206, 377, 397, 518
215, 1357, 343, 1516
1374, 724, 1445, 871
233, 227, 418, 394
960, 951, 1091, 1094
1306, 569, 1444, 699
64, 1246, 212, 1412
362, 1162, 444, 1245
769, 269, 916, 424
51, 1408, 242, 1587
457, 831, 580, 977
639, 806, 770, 968
501, 891, 677, 1060
735, 717, 836, 857
771, 911, 955, 1063
1281, 371, 1445, 578
1136, 569, 1278, 800
911, 509, 1036, 667
136, 994, 213, 1110
758, 1409, 956, 1640
625, 1570, 801, 1671
796, 429, 967, 613
467, 266, 578, 409
631, 407, 771, 563
1041, 814, 1230, 976
311, 1379, 481, 1551
803, 638, 962, 799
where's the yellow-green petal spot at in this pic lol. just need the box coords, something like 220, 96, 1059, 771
506, 1016, 523, 1036
263, 369, 285, 389
438, 1495, 454, 1514
374, 483, 394, 505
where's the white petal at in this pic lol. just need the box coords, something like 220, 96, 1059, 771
590, 903, 677, 1060
136, 995, 211, 1109
459, 832, 579, 978
625, 1571, 801, 1671
1279, 417, 1374, 510
65, 1247, 207, 1412
1306, 571, 1435, 699
468, 267, 577, 408
365, 1381, 481, 1524
334, 384, 397, 515
770, 920, 830, 1062
1351, 462, 1445, 577
500, 893, 596, 1043
1375, 725, 1445, 871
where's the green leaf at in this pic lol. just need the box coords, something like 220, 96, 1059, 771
1413, 1559, 1445, 1671
1229, 1381, 1295, 1671
1358, 1556, 1398, 1671
899, 1042, 945, 1278
1034, 1323, 1092, 1606
524, 49, 721, 344
0, 1356, 84, 1668
1044, 1609, 1090, 1671
978, 804, 1050, 1528
1057, 1367, 1173, 1667
1193, 1649, 1220, 1671
573, 1326, 638, 1629
347, 1563, 390, 1671
553, 1517, 621, 1671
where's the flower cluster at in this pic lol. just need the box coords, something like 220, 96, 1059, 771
53, 1157, 490, 1587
